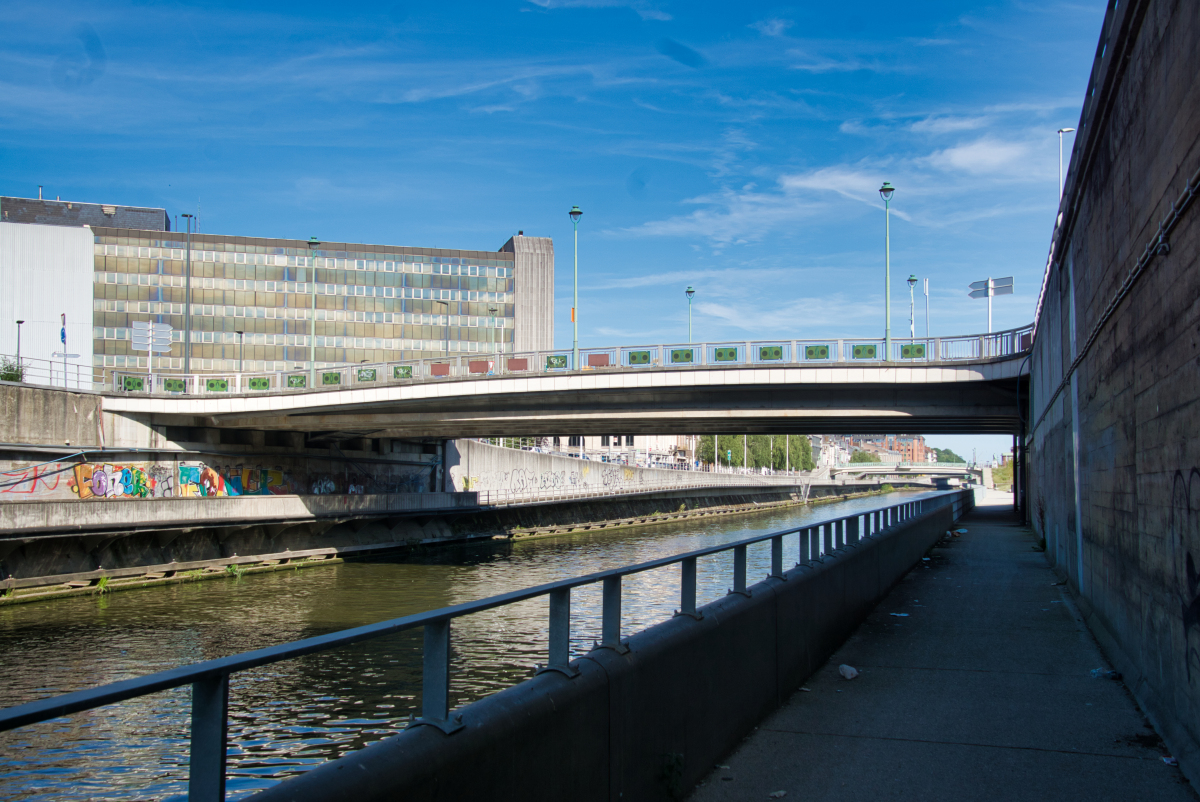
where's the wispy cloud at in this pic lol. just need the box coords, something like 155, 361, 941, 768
525, 0, 671, 21
750, 18, 793, 37
923, 137, 1030, 174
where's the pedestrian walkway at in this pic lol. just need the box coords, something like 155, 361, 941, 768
689, 492, 1197, 802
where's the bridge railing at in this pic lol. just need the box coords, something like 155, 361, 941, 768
0, 490, 971, 801
93, 323, 1032, 396
474, 474, 808, 506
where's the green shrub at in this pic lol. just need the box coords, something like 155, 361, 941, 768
0, 357, 24, 383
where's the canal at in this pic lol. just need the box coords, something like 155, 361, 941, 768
0, 490, 940, 800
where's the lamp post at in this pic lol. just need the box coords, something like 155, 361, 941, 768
15, 320, 23, 376
685, 285, 695, 342
569, 206, 582, 369
181, 213, 194, 376
1058, 128, 1076, 202
923, 278, 930, 339
436, 300, 450, 362
307, 237, 320, 388
879, 182, 895, 359
488, 306, 498, 354
907, 274, 917, 338
235, 330, 244, 374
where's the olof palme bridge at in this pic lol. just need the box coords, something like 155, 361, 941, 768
102, 327, 1031, 440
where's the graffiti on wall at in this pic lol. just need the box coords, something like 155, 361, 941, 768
0, 458, 428, 500
1170, 468, 1200, 683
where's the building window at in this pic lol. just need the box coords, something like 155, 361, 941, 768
601, 435, 610, 446
568, 436, 581, 448
625, 436, 635, 446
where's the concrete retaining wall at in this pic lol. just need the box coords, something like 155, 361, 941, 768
447, 438, 813, 498
1027, 0, 1200, 783
249, 492, 969, 802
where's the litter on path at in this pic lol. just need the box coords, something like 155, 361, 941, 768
890, 613, 910, 617
838, 664, 859, 680
1090, 668, 1122, 680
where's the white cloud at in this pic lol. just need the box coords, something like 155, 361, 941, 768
908, 115, 990, 134
924, 138, 1030, 174
525, 0, 671, 21
750, 18, 793, 37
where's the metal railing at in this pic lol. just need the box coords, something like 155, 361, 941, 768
0, 491, 970, 801
101, 324, 1034, 396
0, 353, 93, 391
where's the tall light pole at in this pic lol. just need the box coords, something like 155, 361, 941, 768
879, 182, 895, 359
907, 274, 917, 338
181, 213, 194, 376
15, 320, 23, 374
488, 306, 498, 354
569, 206, 582, 369
685, 285, 695, 342
923, 278, 930, 339
236, 329, 244, 373
307, 237, 320, 387
436, 300, 450, 360
1058, 128, 1076, 202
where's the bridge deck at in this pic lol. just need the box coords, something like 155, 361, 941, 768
688, 493, 1191, 801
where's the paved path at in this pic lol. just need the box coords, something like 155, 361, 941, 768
689, 492, 1197, 802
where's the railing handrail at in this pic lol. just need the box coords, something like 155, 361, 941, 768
92, 323, 1033, 397
0, 492, 967, 747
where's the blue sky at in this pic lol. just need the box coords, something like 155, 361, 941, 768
1, 0, 1104, 460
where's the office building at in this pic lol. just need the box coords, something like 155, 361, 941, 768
0, 196, 554, 381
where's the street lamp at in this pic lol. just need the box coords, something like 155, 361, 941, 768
879, 182, 895, 359
435, 300, 450, 361
181, 213, 194, 376
1058, 128, 1076, 202
488, 306, 498, 354
235, 330, 244, 374
15, 320, 24, 376
907, 274, 917, 338
923, 278, 930, 339
569, 205, 582, 369
307, 237, 320, 387
685, 286, 695, 342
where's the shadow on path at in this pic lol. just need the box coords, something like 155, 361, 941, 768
688, 492, 1197, 801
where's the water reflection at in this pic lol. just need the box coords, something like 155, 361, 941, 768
0, 491, 938, 800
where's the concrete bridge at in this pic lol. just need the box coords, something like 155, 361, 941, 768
98, 327, 1032, 441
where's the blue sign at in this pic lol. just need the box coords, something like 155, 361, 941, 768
60, 328, 66, 345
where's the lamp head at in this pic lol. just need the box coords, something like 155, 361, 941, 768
569, 205, 582, 223
16, 320, 23, 325
879, 182, 895, 202
685, 285, 695, 300
907, 274, 917, 288
1058, 127, 1075, 134
307, 236, 320, 249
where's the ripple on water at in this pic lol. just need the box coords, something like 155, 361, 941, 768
0, 491, 938, 800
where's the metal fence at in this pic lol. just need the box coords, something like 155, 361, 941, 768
0, 352, 93, 391
474, 475, 809, 506
0, 490, 970, 801
98, 324, 1034, 397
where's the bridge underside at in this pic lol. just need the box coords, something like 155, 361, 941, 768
167, 379, 1025, 438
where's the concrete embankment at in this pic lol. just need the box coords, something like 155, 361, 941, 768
249, 491, 972, 802
0, 483, 915, 605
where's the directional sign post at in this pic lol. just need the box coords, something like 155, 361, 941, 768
132, 321, 173, 380
967, 277, 1013, 333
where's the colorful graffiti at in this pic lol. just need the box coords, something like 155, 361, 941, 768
1, 458, 426, 500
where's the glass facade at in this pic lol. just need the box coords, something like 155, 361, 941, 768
91, 228, 517, 375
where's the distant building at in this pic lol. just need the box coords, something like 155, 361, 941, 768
0, 195, 554, 381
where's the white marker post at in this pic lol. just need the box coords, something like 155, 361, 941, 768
132, 321, 173, 391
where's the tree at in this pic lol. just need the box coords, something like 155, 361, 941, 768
695, 434, 814, 471
0, 357, 23, 383
931, 447, 965, 463
850, 449, 881, 463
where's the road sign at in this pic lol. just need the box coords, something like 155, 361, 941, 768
967, 277, 1014, 332
131, 321, 173, 354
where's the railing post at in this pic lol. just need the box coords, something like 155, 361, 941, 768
848, 515, 860, 545
731, 544, 749, 595
809, 527, 820, 561
677, 557, 700, 618
540, 588, 578, 677
188, 674, 229, 802
413, 619, 461, 732
770, 535, 785, 579
600, 576, 627, 652
822, 523, 834, 555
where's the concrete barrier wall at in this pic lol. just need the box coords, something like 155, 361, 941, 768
446, 439, 810, 498
1026, 0, 1200, 782
0, 382, 101, 447
250, 492, 969, 802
